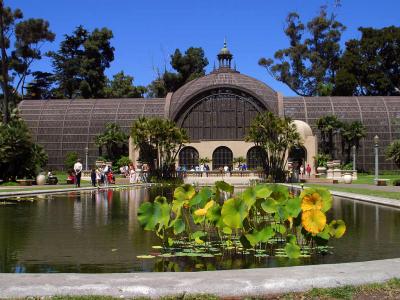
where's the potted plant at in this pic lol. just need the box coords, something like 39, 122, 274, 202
233, 156, 246, 170
314, 153, 330, 174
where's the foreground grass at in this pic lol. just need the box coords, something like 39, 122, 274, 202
303, 184, 400, 200
9, 278, 399, 300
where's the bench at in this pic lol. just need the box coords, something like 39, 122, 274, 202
16, 179, 35, 186
375, 179, 390, 186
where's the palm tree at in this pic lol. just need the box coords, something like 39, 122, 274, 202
131, 117, 188, 177
316, 115, 343, 159
386, 140, 400, 169
233, 156, 246, 169
199, 157, 211, 165
95, 123, 129, 162
340, 121, 366, 163
246, 112, 301, 182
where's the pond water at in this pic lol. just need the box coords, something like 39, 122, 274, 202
1, 187, 399, 273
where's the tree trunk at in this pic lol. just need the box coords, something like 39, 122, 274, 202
0, 7, 10, 124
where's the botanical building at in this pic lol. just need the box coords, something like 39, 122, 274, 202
19, 43, 400, 171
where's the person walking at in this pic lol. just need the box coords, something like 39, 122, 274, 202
74, 159, 83, 188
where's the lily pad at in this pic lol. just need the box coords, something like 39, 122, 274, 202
137, 255, 155, 259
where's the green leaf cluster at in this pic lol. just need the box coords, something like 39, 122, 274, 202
137, 182, 346, 259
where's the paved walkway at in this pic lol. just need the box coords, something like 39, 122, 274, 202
311, 182, 400, 192
0, 258, 399, 298
0, 184, 146, 199
285, 184, 400, 209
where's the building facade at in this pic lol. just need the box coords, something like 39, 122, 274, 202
19, 43, 400, 171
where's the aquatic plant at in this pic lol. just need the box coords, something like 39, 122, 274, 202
137, 182, 346, 259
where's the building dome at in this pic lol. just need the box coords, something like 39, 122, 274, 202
168, 70, 279, 120
218, 41, 232, 56
292, 120, 313, 139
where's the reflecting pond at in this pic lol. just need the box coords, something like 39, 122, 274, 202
0, 187, 399, 273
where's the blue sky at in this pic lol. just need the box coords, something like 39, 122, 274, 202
8, 0, 400, 96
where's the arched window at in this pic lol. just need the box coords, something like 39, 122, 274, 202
179, 90, 262, 141
212, 146, 233, 170
246, 146, 266, 170
179, 147, 199, 170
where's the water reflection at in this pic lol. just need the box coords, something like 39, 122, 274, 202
0, 188, 399, 273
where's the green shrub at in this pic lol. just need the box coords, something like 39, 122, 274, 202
64, 151, 78, 170
116, 156, 132, 168
0, 111, 48, 181
341, 162, 353, 170
314, 153, 330, 167
393, 179, 400, 186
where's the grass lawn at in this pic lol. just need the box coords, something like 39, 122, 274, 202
12, 278, 399, 299
302, 183, 400, 200
353, 173, 400, 185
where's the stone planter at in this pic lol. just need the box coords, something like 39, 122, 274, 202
36, 174, 46, 185
343, 173, 353, 184
316, 166, 327, 174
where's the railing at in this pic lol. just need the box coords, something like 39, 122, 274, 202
180, 170, 264, 178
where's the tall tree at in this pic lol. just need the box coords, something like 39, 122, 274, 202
104, 71, 146, 98
0, 1, 55, 123
25, 71, 55, 99
48, 26, 114, 99
246, 112, 301, 182
259, 7, 345, 96
334, 26, 400, 96
148, 47, 208, 97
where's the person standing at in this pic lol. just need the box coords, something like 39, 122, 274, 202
74, 159, 83, 188
90, 168, 97, 187
96, 167, 101, 186
103, 164, 109, 187
300, 165, 305, 178
129, 165, 136, 184
306, 164, 312, 178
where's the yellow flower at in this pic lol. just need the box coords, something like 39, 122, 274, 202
204, 200, 215, 210
302, 209, 326, 235
194, 208, 207, 216
194, 200, 215, 217
301, 192, 323, 211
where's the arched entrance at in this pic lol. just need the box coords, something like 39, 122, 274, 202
179, 147, 199, 170
212, 146, 233, 170
246, 146, 266, 170
288, 146, 307, 171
